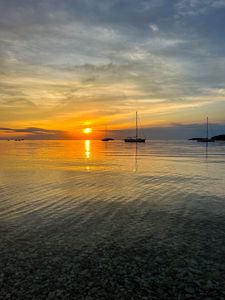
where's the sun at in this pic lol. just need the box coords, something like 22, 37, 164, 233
83, 127, 92, 134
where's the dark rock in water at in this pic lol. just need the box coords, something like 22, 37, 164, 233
211, 134, 225, 141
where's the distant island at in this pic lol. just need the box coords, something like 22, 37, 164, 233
211, 134, 225, 141
189, 134, 225, 141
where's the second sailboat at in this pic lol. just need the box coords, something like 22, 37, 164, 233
124, 112, 146, 143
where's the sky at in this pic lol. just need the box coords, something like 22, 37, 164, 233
0, 0, 225, 139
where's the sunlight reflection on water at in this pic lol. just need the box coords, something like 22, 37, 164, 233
0, 139, 225, 219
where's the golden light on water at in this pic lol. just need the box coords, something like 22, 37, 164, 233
83, 128, 92, 134
85, 140, 91, 159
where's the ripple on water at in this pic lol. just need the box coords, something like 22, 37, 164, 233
1, 140, 225, 298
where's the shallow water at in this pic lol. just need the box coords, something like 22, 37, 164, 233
1, 140, 225, 299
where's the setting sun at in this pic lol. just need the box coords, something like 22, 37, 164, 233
83, 128, 92, 134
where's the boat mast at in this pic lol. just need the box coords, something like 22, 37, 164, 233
206, 116, 208, 140
105, 125, 107, 138
136, 111, 138, 139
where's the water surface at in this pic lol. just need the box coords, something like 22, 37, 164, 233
1, 140, 225, 299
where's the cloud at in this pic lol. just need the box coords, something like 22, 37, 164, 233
175, 0, 225, 16
149, 24, 159, 32
0, 127, 64, 134
0, 0, 225, 135
212, 0, 225, 8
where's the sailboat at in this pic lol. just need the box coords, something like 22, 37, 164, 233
124, 112, 146, 143
101, 126, 114, 141
197, 117, 214, 143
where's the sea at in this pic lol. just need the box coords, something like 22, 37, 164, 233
0, 140, 225, 299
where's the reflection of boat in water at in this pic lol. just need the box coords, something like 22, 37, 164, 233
101, 126, 114, 142
124, 112, 146, 143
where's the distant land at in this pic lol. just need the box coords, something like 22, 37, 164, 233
189, 134, 225, 141
1, 125, 225, 141
212, 135, 225, 141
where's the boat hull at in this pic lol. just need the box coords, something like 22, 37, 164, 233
101, 138, 114, 141
124, 138, 146, 143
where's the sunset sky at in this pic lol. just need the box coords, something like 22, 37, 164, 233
1, 0, 225, 139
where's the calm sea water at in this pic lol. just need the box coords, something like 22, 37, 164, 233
1, 140, 225, 299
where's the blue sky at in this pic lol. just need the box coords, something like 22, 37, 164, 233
0, 0, 225, 139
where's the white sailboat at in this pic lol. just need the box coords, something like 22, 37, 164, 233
124, 112, 146, 143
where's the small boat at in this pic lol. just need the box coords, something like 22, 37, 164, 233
102, 137, 114, 141
124, 112, 146, 143
124, 137, 145, 143
101, 126, 114, 142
